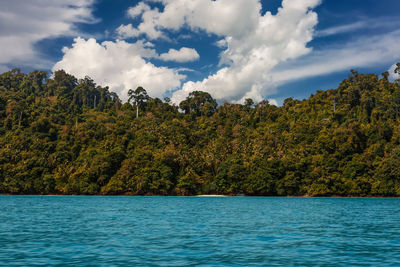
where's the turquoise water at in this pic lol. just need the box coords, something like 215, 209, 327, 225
1, 196, 400, 266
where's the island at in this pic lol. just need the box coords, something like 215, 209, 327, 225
1, 65, 400, 197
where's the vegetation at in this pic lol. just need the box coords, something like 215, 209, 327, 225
1, 67, 400, 196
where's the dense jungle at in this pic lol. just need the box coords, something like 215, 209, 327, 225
1, 65, 400, 196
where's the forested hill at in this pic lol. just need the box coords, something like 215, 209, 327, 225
1, 67, 400, 196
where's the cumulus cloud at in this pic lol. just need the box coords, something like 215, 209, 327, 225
125, 0, 261, 40
0, 0, 96, 69
100, 0, 323, 103
53, 37, 185, 101
164, 0, 322, 103
159, 48, 200, 62
127, 2, 151, 18
52, 0, 327, 104
116, 24, 139, 39
119, 0, 321, 103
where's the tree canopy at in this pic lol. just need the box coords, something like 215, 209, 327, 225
1, 66, 400, 196
128, 86, 150, 118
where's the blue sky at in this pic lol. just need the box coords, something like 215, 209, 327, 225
1, 0, 399, 105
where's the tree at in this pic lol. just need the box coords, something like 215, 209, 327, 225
244, 98, 254, 109
128, 87, 150, 118
179, 91, 217, 116
163, 97, 171, 104
381, 71, 389, 81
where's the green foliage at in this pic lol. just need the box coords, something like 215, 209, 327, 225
1, 66, 400, 196
128, 86, 150, 118
179, 91, 217, 117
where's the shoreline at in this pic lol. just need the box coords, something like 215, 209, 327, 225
1, 193, 399, 198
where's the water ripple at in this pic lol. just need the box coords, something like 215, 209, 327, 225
1, 196, 400, 266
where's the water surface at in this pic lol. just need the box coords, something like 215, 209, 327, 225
1, 196, 399, 266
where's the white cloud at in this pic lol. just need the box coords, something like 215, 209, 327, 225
125, 0, 262, 40
136, 8, 166, 40
116, 24, 139, 39
215, 39, 228, 48
109, 2, 400, 104
120, 0, 322, 103
159, 47, 200, 62
316, 21, 368, 37
127, 2, 151, 18
125, 0, 398, 103
0, 0, 96, 69
268, 99, 278, 106
315, 17, 400, 37
270, 29, 400, 85
53, 37, 185, 101
175, 67, 196, 73
112, 0, 322, 104
165, 0, 322, 103
144, 41, 155, 48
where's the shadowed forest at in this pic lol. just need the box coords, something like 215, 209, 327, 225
1, 65, 400, 196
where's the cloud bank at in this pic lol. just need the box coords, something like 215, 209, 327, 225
53, 38, 185, 101
2, 0, 400, 106
108, 0, 322, 103
51, 0, 399, 105
165, 0, 322, 103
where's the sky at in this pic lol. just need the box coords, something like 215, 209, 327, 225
1, 0, 400, 105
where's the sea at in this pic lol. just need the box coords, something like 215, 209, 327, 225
1, 196, 399, 266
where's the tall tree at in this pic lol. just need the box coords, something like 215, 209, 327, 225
128, 87, 150, 118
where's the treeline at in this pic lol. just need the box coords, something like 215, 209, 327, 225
1, 66, 400, 196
